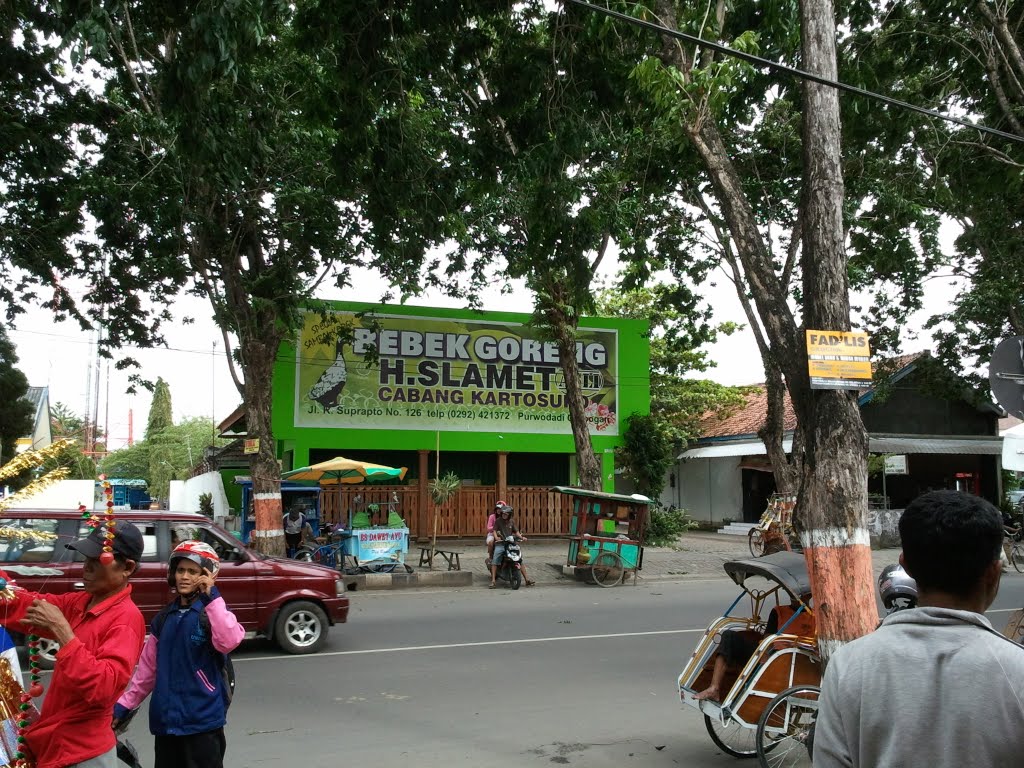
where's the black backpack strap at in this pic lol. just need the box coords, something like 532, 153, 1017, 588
149, 602, 178, 638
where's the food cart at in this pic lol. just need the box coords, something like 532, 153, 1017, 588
553, 486, 650, 586
282, 457, 410, 570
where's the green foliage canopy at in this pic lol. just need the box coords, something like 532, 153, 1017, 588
0, 326, 35, 469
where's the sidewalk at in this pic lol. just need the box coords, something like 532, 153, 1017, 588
351, 531, 905, 590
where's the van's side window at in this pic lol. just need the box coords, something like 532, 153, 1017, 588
0, 518, 59, 563
73, 521, 160, 562
194, 525, 243, 562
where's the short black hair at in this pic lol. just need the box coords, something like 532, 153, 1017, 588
899, 490, 1002, 596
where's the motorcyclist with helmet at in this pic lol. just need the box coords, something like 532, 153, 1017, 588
489, 504, 535, 588
114, 540, 245, 768
485, 500, 506, 564
877, 563, 918, 616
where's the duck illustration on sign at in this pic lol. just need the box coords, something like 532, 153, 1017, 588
308, 337, 348, 408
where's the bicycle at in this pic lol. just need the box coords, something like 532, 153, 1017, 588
294, 525, 413, 575
749, 495, 800, 557
1006, 526, 1024, 573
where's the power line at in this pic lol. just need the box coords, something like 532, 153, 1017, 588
564, 0, 1024, 146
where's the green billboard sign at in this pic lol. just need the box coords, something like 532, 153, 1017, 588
295, 310, 619, 434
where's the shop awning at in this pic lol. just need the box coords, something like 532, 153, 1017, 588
868, 436, 1003, 455
682, 434, 1002, 459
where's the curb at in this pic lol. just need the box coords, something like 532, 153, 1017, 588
349, 570, 474, 591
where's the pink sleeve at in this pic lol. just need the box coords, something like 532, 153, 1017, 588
206, 595, 245, 653
487, 514, 496, 532
117, 634, 158, 711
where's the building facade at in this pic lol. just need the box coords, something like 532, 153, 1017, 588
269, 302, 650, 538
665, 355, 1003, 541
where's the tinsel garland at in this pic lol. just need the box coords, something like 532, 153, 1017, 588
0, 528, 57, 543
0, 439, 73, 483
0, 468, 71, 512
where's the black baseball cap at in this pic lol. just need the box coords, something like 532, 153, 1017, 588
66, 522, 145, 562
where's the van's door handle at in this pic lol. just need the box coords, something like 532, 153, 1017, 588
73, 582, 86, 590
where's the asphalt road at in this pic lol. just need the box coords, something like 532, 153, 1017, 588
114, 574, 1024, 768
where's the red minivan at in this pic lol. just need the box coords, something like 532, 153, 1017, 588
0, 509, 349, 665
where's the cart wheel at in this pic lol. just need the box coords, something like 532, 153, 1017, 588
590, 551, 625, 587
755, 685, 819, 768
748, 529, 766, 557
704, 712, 758, 759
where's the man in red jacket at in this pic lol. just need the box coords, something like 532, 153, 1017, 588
0, 523, 146, 768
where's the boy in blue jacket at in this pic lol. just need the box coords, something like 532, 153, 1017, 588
114, 541, 244, 768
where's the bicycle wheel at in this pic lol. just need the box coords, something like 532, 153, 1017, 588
590, 551, 625, 587
1011, 544, 1024, 574
749, 529, 766, 557
705, 712, 758, 759
756, 685, 819, 768
294, 546, 318, 564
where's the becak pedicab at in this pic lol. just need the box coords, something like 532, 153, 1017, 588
677, 551, 821, 767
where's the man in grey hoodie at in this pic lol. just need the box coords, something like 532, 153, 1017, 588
815, 490, 1024, 767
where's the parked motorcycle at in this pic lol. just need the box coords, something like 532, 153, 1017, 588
494, 534, 524, 589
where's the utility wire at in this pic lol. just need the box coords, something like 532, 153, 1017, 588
564, 0, 1024, 146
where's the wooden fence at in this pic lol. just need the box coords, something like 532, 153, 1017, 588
319, 485, 574, 540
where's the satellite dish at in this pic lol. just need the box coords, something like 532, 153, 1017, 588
989, 336, 1024, 419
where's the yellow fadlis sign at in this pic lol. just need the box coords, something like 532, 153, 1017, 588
805, 330, 872, 390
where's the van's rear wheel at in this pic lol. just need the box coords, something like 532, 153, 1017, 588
275, 601, 328, 654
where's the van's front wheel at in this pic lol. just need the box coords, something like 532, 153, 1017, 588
275, 601, 328, 654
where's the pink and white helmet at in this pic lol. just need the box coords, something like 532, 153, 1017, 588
167, 540, 220, 585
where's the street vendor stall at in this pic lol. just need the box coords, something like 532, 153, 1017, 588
553, 486, 650, 586
235, 479, 321, 544
282, 456, 411, 569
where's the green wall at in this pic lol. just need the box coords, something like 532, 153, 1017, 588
271, 301, 650, 491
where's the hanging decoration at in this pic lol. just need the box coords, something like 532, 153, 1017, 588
0, 440, 72, 483
0, 468, 71, 513
0, 530, 57, 546
0, 462, 114, 768
0, 575, 35, 767
99, 478, 116, 565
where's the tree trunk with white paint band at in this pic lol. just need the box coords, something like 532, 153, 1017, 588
241, 331, 286, 557
650, 0, 879, 661
795, 0, 878, 658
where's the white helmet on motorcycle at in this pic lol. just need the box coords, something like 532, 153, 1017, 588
878, 563, 918, 612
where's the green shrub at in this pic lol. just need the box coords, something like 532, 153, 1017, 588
646, 504, 696, 547
198, 492, 214, 518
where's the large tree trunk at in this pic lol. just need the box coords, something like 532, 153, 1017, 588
795, 0, 877, 659
543, 301, 602, 492
239, 332, 286, 556
654, 0, 877, 661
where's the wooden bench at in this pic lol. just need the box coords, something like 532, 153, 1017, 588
418, 546, 465, 571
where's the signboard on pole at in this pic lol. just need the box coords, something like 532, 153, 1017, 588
883, 455, 908, 475
805, 330, 872, 390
